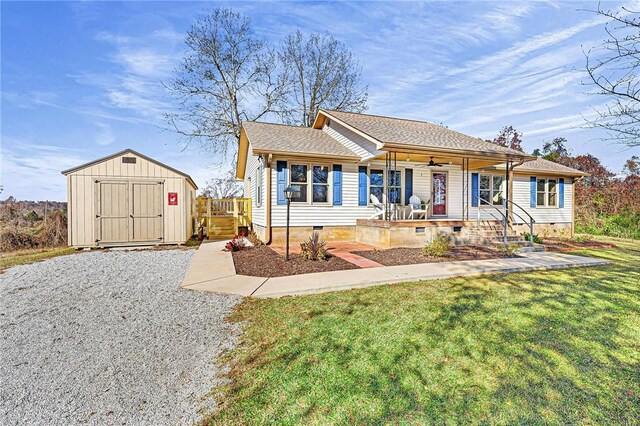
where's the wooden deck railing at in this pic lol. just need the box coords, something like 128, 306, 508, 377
197, 197, 252, 239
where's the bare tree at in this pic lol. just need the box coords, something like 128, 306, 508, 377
166, 8, 288, 162
279, 30, 368, 127
584, 4, 640, 148
199, 170, 243, 199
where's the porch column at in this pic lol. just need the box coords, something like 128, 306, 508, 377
462, 158, 469, 220
504, 161, 511, 245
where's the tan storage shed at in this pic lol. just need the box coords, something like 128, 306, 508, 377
62, 149, 198, 248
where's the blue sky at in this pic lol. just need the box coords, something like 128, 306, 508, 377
2, 1, 639, 201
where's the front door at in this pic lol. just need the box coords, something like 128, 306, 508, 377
432, 172, 447, 216
130, 182, 163, 242
97, 181, 129, 243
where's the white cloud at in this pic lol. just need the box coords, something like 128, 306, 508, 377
112, 49, 173, 78
95, 123, 115, 146
72, 28, 183, 124
0, 137, 87, 201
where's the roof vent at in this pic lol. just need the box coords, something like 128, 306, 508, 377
122, 156, 136, 164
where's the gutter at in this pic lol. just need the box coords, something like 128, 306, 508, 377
265, 154, 273, 245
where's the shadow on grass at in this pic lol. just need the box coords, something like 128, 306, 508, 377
209, 241, 640, 425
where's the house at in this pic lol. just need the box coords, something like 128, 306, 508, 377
236, 110, 586, 248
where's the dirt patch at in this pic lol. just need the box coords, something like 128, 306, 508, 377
353, 246, 514, 266
543, 239, 616, 252
232, 245, 359, 277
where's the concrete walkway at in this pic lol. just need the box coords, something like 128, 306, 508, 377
181, 242, 610, 298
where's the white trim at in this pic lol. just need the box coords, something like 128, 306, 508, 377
478, 173, 506, 207
536, 176, 559, 208
431, 170, 448, 217
288, 162, 333, 205
367, 166, 404, 206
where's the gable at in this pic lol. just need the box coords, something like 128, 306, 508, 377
62, 149, 198, 189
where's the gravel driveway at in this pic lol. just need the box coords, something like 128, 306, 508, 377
0, 249, 242, 425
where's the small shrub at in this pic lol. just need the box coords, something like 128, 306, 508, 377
246, 229, 264, 247
522, 232, 543, 244
497, 243, 521, 257
0, 228, 38, 252
225, 234, 246, 252
574, 234, 585, 243
422, 233, 451, 258
300, 232, 327, 261
24, 210, 40, 222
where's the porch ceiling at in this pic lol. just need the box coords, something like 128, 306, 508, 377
370, 152, 513, 169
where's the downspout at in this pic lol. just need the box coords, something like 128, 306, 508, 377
265, 154, 273, 245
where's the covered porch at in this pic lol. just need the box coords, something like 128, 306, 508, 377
355, 149, 535, 247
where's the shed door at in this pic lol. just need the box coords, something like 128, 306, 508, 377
130, 182, 163, 242
97, 182, 129, 243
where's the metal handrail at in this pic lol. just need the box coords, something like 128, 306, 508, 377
474, 196, 509, 245
504, 199, 536, 247
504, 199, 536, 224
473, 196, 536, 247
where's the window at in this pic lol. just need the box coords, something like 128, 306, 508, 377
255, 166, 262, 207
547, 179, 557, 207
289, 163, 331, 203
479, 175, 491, 205
537, 178, 558, 207
492, 176, 504, 205
290, 164, 308, 202
369, 169, 384, 202
368, 168, 403, 204
479, 174, 504, 206
388, 170, 402, 204
537, 178, 546, 207
312, 165, 329, 203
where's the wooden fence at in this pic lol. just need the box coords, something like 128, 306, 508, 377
197, 197, 251, 240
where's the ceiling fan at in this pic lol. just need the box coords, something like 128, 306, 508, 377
426, 156, 446, 167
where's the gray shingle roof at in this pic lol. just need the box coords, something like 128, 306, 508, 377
514, 157, 586, 176
243, 121, 359, 158
321, 110, 531, 158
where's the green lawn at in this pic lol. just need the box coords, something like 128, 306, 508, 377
0, 247, 76, 272
209, 238, 640, 425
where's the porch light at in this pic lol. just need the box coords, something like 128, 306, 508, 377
284, 186, 296, 201
284, 186, 298, 261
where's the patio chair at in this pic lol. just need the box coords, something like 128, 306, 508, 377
369, 194, 385, 220
408, 195, 428, 219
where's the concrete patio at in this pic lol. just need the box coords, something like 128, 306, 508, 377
180, 240, 611, 298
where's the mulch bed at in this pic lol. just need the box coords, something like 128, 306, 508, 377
352, 246, 515, 266
232, 245, 359, 277
543, 239, 616, 252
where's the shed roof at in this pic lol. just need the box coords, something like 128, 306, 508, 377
61, 148, 198, 189
242, 121, 360, 159
314, 110, 534, 160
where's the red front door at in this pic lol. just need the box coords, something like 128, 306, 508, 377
432, 172, 447, 216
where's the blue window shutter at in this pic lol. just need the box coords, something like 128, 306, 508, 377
559, 178, 565, 208
358, 166, 367, 206
333, 165, 342, 206
530, 176, 537, 208
404, 168, 413, 205
471, 173, 479, 207
277, 161, 287, 205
